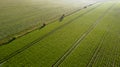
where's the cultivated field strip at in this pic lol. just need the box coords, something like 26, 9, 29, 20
46, 2, 98, 25
0, 2, 108, 66
0, 3, 100, 62
86, 24, 111, 67
52, 3, 115, 67
92, 26, 120, 66
0, 2, 98, 45
91, 3, 120, 67
0, 0, 96, 40
0, 2, 119, 67
0, 4, 88, 25
112, 39, 120, 66
0, 3, 101, 64
0, 4, 83, 27
86, 3, 117, 67
65, 2, 96, 17
0, 4, 54, 39
0, 4, 90, 46
0, 7, 71, 40
59, 2, 117, 67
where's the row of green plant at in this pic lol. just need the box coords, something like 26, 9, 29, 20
0, 3, 109, 67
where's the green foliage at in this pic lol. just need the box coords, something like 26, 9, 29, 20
0, 0, 90, 39
0, 1, 120, 67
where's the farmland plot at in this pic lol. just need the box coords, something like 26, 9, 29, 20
89, 3, 120, 67
0, 3, 99, 61
0, 1, 120, 67
0, 2, 114, 67
0, 0, 95, 40
60, 2, 120, 67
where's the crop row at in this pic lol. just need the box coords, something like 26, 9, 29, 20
91, 3, 120, 67
0, 3, 100, 62
0, 0, 96, 40
59, 2, 117, 67
0, 3, 109, 67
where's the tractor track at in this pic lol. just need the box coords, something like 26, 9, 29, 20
86, 23, 113, 67
0, 3, 101, 64
52, 3, 114, 67
112, 40, 119, 67
0, 2, 97, 42
92, 26, 112, 66
86, 4, 115, 67
86, 26, 109, 67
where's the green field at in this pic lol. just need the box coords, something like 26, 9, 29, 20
0, 0, 93, 40
0, 0, 120, 67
